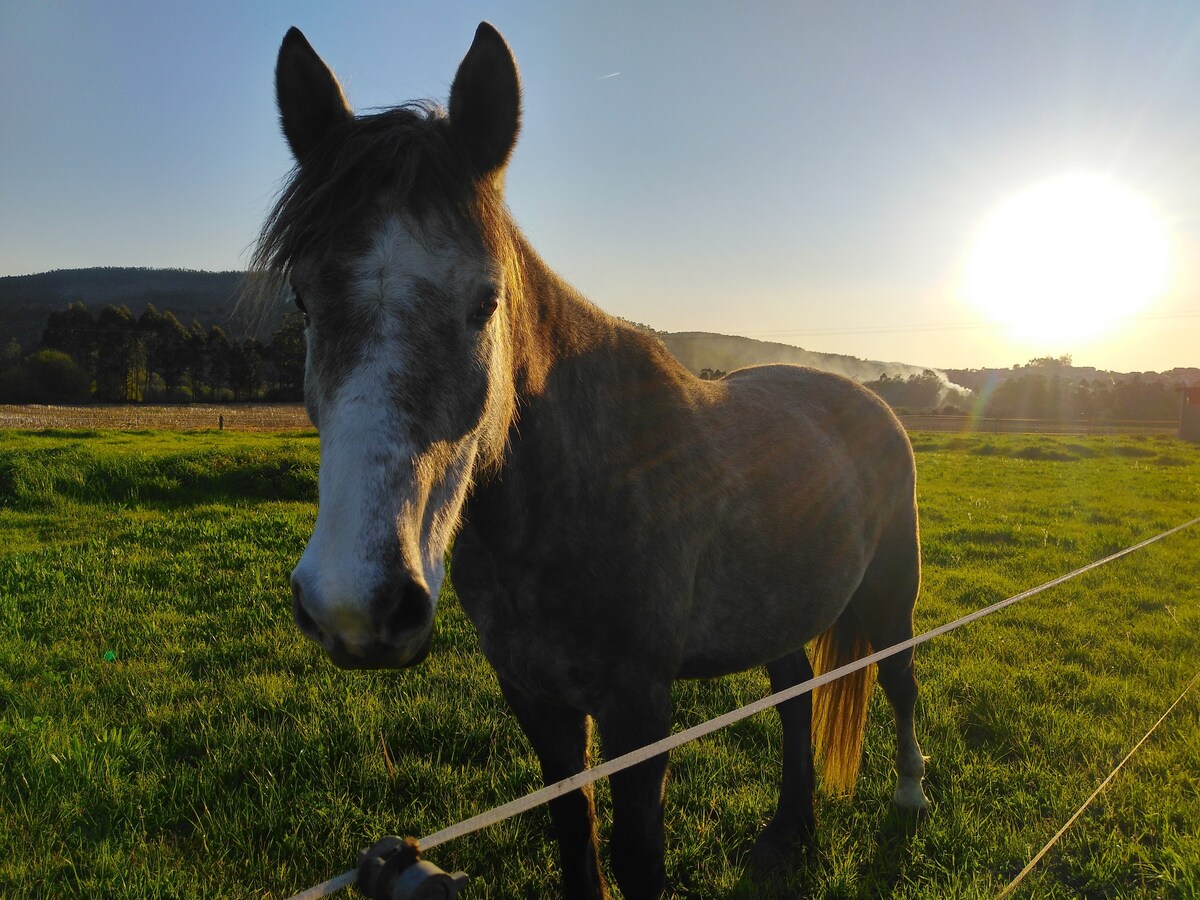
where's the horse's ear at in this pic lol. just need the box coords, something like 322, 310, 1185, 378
449, 23, 521, 179
275, 27, 354, 162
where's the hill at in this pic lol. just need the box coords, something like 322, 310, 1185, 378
0, 268, 245, 349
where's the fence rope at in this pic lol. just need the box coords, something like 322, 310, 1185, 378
995, 666, 1200, 899
287, 514, 1200, 900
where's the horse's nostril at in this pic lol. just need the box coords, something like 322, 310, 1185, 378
291, 577, 322, 640
380, 578, 431, 636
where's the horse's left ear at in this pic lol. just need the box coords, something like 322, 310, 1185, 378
275, 27, 354, 162
449, 23, 521, 179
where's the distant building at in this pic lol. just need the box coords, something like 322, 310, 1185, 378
1181, 387, 1200, 443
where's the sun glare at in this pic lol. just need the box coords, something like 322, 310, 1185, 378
963, 173, 1171, 346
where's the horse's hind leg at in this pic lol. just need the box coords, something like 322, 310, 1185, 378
851, 521, 930, 810
872, 633, 929, 809
497, 676, 608, 899
753, 648, 816, 868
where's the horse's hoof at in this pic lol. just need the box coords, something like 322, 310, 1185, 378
750, 819, 813, 877
893, 776, 931, 812
750, 835, 789, 876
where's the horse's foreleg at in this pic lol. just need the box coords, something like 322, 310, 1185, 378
595, 686, 672, 900
497, 677, 607, 900
753, 648, 817, 870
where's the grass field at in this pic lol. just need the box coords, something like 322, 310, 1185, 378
1, 428, 1198, 898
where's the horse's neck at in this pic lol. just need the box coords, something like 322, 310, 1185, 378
508, 234, 688, 409
507, 239, 607, 395
476, 233, 696, 499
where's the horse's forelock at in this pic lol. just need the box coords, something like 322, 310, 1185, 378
243, 102, 513, 326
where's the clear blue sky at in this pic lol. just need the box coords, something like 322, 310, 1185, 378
2, 1, 1198, 372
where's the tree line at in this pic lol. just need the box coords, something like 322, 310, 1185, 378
0, 302, 305, 404
864, 357, 1188, 422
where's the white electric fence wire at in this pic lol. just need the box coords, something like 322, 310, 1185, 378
286, 515, 1200, 900
995, 667, 1200, 899
290, 869, 357, 900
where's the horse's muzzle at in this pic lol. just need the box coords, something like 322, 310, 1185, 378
290, 573, 433, 669
323, 629, 433, 670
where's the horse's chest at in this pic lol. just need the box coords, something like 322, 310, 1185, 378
456, 577, 601, 708
451, 529, 675, 709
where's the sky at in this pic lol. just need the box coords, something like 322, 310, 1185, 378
2, 1, 1199, 373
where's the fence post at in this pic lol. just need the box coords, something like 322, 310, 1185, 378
1181, 388, 1200, 443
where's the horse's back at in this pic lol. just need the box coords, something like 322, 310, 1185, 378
720, 364, 906, 435
678, 364, 917, 676
711, 364, 913, 502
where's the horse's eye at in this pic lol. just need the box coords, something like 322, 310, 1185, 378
292, 291, 310, 327
469, 285, 500, 328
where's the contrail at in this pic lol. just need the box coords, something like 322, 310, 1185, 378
597, 72, 621, 80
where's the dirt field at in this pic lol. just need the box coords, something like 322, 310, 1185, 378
0, 404, 313, 432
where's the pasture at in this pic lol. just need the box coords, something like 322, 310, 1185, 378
1, 428, 1198, 898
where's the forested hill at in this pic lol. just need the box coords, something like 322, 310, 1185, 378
0, 268, 245, 348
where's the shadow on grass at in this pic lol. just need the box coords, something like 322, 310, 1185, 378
24, 428, 104, 439
716, 800, 927, 899
718, 838, 819, 900
863, 804, 928, 895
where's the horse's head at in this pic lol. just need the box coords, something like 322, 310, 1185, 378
257, 24, 521, 669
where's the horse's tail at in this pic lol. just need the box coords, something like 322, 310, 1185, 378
811, 610, 876, 794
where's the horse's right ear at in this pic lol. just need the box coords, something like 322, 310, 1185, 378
449, 23, 521, 179
275, 27, 354, 162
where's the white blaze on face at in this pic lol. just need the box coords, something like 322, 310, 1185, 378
290, 214, 484, 656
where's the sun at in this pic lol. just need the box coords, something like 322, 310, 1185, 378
962, 173, 1171, 346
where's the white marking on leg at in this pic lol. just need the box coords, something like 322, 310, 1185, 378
893, 714, 931, 810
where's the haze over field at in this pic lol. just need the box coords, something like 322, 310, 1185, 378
2, 2, 1198, 372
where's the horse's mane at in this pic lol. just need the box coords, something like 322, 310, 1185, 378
244, 102, 510, 319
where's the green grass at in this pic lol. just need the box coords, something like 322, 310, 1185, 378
1, 429, 1198, 898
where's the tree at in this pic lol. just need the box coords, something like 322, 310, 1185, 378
865, 369, 954, 413
185, 321, 208, 397
41, 302, 97, 377
1027, 354, 1073, 370
229, 338, 265, 401
205, 325, 233, 399
94, 305, 143, 402
0, 340, 29, 402
267, 310, 307, 399
0, 350, 91, 403
137, 304, 167, 398
139, 305, 191, 397
1, 338, 21, 367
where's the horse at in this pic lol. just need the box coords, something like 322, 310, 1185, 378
252, 22, 930, 899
